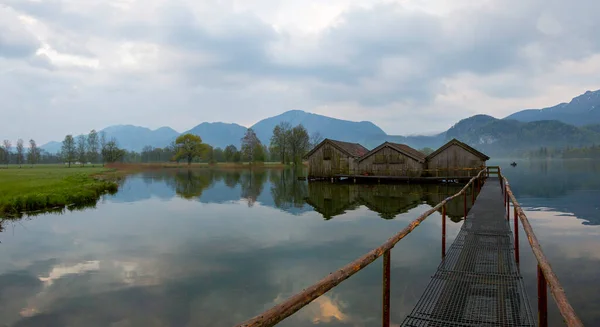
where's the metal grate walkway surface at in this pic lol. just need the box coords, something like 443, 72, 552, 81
401, 178, 535, 327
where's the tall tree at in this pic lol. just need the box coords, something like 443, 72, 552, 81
27, 139, 39, 166
87, 129, 99, 166
62, 135, 77, 167
77, 135, 87, 166
100, 131, 107, 166
102, 138, 125, 163
0, 147, 4, 168
241, 128, 261, 163
224, 145, 238, 162
174, 133, 207, 165
2, 140, 10, 167
16, 139, 24, 168
270, 122, 291, 164
213, 147, 225, 162
287, 125, 310, 164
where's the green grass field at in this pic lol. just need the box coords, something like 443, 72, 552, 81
0, 165, 118, 218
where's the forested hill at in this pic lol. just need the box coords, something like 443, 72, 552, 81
446, 115, 600, 154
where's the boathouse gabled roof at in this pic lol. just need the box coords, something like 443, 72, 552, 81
358, 142, 426, 163
426, 138, 490, 161
304, 139, 369, 159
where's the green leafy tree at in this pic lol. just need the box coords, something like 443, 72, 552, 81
233, 151, 241, 163
213, 147, 225, 162
270, 122, 291, 164
100, 131, 107, 166
77, 135, 87, 166
253, 143, 266, 162
224, 145, 238, 162
87, 129, 99, 166
287, 124, 310, 164
102, 138, 125, 163
174, 133, 208, 165
62, 135, 77, 167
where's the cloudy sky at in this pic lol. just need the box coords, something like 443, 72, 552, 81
2, 0, 600, 144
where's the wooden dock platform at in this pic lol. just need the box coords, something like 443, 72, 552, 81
401, 177, 535, 326
331, 174, 475, 183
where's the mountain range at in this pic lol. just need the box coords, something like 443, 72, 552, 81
41, 89, 600, 155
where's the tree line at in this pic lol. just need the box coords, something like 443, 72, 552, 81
60, 130, 125, 167
136, 123, 321, 165
527, 145, 600, 159
0, 139, 41, 167
1, 122, 323, 167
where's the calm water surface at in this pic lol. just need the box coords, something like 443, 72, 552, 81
1, 160, 599, 326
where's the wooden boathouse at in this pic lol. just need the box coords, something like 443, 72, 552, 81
304, 138, 490, 181
425, 138, 490, 177
305, 139, 369, 178
357, 142, 426, 177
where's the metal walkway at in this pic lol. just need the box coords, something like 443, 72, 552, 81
401, 177, 535, 326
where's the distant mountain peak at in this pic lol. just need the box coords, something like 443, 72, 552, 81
505, 89, 600, 125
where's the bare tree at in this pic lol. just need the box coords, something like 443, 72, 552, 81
2, 140, 11, 167
62, 135, 76, 167
16, 139, 24, 168
241, 128, 261, 163
77, 135, 87, 166
310, 131, 324, 149
27, 139, 39, 166
87, 129, 99, 166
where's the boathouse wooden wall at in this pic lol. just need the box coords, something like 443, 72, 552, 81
426, 144, 486, 177
358, 147, 424, 177
307, 143, 359, 178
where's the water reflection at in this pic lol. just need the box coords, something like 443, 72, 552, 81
305, 183, 470, 221
110, 169, 472, 221
1, 162, 600, 326
497, 159, 600, 225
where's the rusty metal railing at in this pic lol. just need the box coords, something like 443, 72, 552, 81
496, 167, 583, 327
235, 168, 487, 327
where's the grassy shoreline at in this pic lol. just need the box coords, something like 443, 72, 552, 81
0, 166, 119, 218
0, 162, 304, 218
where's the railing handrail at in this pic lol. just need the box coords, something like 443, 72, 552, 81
501, 173, 583, 327
235, 168, 487, 327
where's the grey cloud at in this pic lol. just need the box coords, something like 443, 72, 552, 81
0, 8, 41, 58
2, 0, 600, 142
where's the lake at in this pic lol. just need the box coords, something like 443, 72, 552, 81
1, 160, 599, 326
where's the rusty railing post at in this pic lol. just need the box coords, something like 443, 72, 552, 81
538, 265, 548, 327
463, 191, 467, 220
383, 250, 391, 327
442, 204, 446, 258
514, 205, 519, 265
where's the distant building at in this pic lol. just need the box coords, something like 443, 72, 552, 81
304, 139, 369, 178
356, 142, 426, 177
425, 138, 490, 177
304, 138, 489, 180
